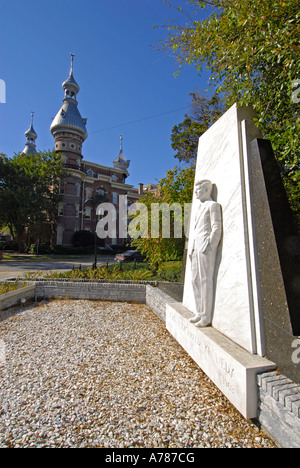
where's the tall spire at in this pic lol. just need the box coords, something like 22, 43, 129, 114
113, 133, 130, 173
23, 111, 38, 155
62, 52, 80, 100
50, 54, 87, 142
70, 52, 75, 75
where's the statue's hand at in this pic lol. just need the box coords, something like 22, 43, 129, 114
201, 237, 212, 255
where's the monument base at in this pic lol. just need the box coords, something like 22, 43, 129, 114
166, 302, 276, 419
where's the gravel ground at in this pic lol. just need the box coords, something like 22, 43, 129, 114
0, 299, 277, 448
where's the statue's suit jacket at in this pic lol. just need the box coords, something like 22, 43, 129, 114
189, 200, 222, 319
191, 200, 222, 255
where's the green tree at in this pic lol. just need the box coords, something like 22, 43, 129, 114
0, 151, 67, 251
131, 164, 195, 270
171, 92, 224, 163
161, 0, 300, 223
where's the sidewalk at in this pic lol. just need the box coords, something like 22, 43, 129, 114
1, 254, 114, 262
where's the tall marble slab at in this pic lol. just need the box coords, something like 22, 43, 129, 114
166, 104, 280, 417
183, 104, 267, 355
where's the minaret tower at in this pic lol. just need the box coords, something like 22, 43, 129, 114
113, 133, 131, 179
23, 111, 38, 155
50, 54, 88, 247
50, 53, 87, 166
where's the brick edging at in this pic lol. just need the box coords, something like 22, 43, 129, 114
257, 371, 300, 447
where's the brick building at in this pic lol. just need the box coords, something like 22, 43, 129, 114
46, 55, 142, 246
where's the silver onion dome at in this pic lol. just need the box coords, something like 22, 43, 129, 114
50, 99, 88, 140
50, 53, 87, 141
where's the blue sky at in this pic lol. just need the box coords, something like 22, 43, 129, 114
0, 0, 212, 187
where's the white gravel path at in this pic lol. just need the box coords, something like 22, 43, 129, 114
0, 299, 277, 448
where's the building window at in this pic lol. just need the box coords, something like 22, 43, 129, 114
87, 169, 93, 178
58, 202, 64, 216
112, 192, 118, 204
98, 189, 104, 197
76, 183, 81, 197
86, 188, 93, 200
85, 206, 92, 219
75, 203, 79, 218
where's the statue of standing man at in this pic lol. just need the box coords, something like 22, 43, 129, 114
189, 180, 222, 327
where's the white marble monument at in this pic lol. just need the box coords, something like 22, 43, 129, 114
166, 104, 277, 418
183, 104, 267, 356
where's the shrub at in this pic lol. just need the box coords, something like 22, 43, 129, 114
0, 280, 27, 295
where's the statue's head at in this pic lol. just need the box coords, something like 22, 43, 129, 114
195, 180, 213, 202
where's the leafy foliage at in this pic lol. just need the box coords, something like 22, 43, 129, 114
0, 279, 27, 295
162, 0, 300, 223
46, 263, 154, 282
45, 260, 183, 283
0, 151, 67, 251
131, 164, 195, 269
171, 92, 225, 163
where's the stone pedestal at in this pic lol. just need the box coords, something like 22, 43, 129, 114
166, 302, 276, 419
